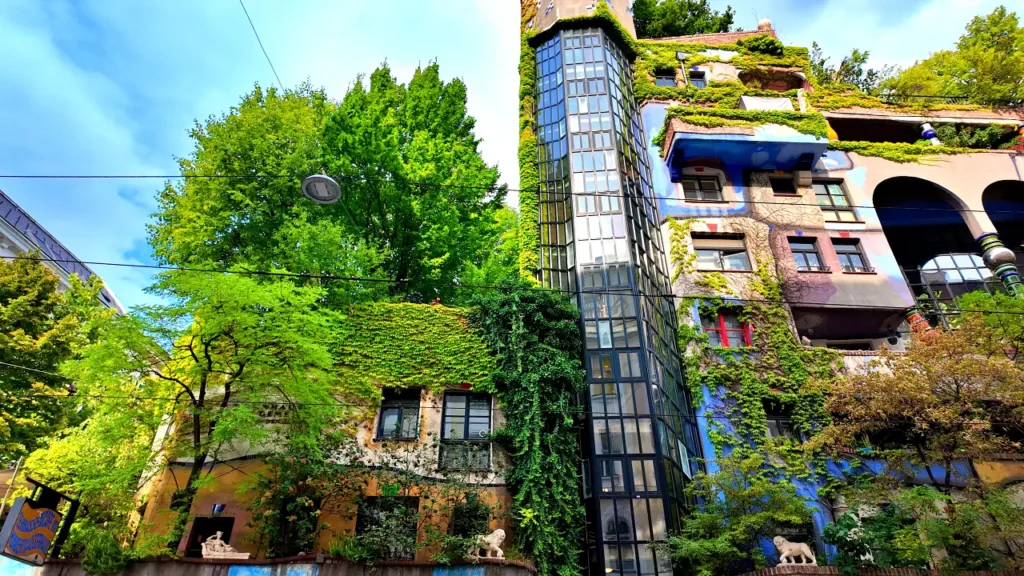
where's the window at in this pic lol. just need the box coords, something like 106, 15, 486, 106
765, 401, 799, 440
814, 181, 858, 222
789, 238, 827, 271
439, 393, 491, 471
833, 239, 872, 273
688, 70, 707, 88
680, 175, 722, 201
654, 75, 675, 87
691, 235, 751, 271
769, 176, 797, 195
376, 388, 421, 440
700, 311, 753, 348
356, 497, 419, 560
921, 254, 992, 284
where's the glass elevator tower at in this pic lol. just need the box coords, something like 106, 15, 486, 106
526, 4, 704, 575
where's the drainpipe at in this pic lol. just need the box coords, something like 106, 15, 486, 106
978, 232, 1024, 297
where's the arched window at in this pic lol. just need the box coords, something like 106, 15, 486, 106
921, 254, 991, 284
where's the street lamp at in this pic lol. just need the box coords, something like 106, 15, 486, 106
301, 174, 341, 204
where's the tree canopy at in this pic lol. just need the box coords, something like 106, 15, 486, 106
631, 0, 735, 39
809, 43, 895, 93
882, 6, 1024, 105
150, 63, 511, 305
0, 255, 107, 462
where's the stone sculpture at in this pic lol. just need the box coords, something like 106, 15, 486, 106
201, 531, 251, 559
773, 536, 816, 566
468, 528, 506, 559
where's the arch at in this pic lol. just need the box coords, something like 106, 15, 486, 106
873, 177, 983, 301
982, 180, 1024, 259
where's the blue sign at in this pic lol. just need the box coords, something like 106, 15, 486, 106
0, 497, 62, 566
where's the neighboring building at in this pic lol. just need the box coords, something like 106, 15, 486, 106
0, 189, 123, 312
521, 2, 703, 576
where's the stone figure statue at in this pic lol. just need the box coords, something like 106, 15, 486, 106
201, 531, 251, 559
468, 528, 506, 559
773, 536, 817, 566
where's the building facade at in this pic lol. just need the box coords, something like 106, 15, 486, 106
0, 189, 123, 311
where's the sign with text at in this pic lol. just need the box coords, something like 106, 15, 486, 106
0, 497, 62, 566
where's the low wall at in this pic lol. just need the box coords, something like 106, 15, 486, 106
11, 557, 535, 576
742, 566, 1024, 576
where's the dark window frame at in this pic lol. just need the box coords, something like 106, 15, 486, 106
813, 180, 859, 223
688, 70, 707, 88
769, 176, 798, 195
680, 175, 723, 201
376, 388, 422, 441
789, 237, 829, 272
700, 311, 753, 348
654, 74, 676, 87
833, 239, 873, 273
439, 392, 492, 471
691, 234, 752, 271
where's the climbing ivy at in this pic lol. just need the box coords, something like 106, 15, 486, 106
334, 303, 495, 393
669, 229, 841, 478
518, 27, 541, 283
661, 107, 830, 139
470, 281, 586, 576
827, 140, 970, 163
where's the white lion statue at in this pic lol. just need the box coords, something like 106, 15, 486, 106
468, 528, 505, 559
773, 536, 816, 566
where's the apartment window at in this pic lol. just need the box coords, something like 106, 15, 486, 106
691, 234, 751, 271
921, 254, 992, 284
376, 388, 421, 440
356, 497, 419, 560
814, 181, 858, 222
654, 75, 675, 87
834, 239, 872, 273
700, 311, 753, 348
789, 238, 827, 271
688, 70, 707, 88
680, 175, 722, 201
439, 393, 491, 471
769, 176, 797, 195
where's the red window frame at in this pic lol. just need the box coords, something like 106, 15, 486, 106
702, 311, 753, 348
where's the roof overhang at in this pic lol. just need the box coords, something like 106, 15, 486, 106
664, 122, 829, 181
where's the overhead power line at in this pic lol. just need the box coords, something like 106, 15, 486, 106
9, 254, 1024, 316
238, 0, 284, 91
2, 173, 1024, 216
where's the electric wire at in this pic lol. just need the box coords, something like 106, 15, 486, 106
2, 173, 1024, 215
9, 254, 1024, 316
238, 0, 284, 91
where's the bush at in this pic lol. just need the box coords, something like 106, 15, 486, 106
79, 527, 129, 576
739, 34, 785, 56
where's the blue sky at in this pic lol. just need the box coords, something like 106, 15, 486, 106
0, 0, 1011, 308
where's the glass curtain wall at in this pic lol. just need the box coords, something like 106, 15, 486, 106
534, 26, 702, 576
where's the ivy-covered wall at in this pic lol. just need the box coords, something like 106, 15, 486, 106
335, 303, 496, 392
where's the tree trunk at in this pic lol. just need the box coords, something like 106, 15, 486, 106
165, 450, 209, 552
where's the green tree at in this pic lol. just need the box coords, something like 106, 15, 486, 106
152, 65, 506, 305
664, 454, 811, 576
320, 63, 505, 302
631, 0, 735, 39
149, 84, 386, 308
882, 6, 1024, 105
63, 270, 369, 551
458, 206, 520, 288
809, 43, 896, 93
0, 254, 106, 462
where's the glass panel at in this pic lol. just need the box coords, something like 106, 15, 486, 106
649, 499, 667, 539
631, 460, 647, 492
591, 383, 607, 415
633, 500, 652, 541
695, 249, 721, 270
602, 500, 620, 541
706, 330, 723, 347
643, 460, 658, 490
838, 210, 858, 222
633, 383, 650, 415
615, 499, 635, 541
443, 416, 465, 439
638, 419, 656, 454
623, 419, 641, 453
604, 545, 621, 575
468, 417, 490, 439
639, 546, 657, 576
619, 543, 638, 575
601, 460, 625, 493
400, 410, 419, 438
380, 408, 400, 438
619, 383, 636, 415
723, 250, 751, 271
723, 314, 742, 329
607, 420, 625, 454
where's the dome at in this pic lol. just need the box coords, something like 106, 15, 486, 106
757, 18, 772, 31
